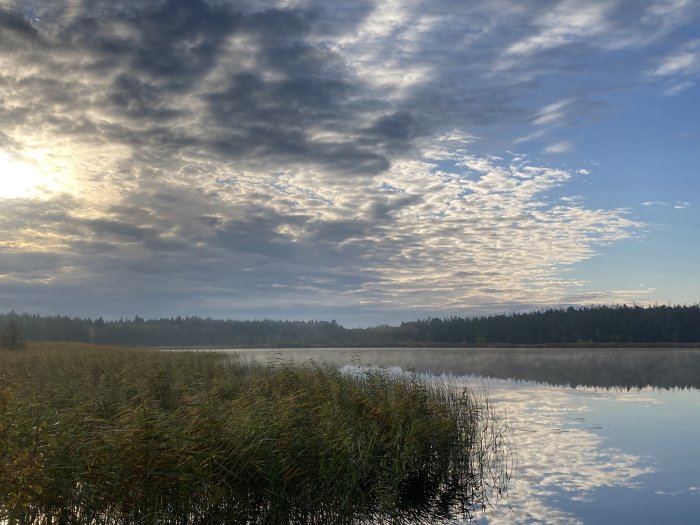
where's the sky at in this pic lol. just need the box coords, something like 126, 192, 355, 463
0, 0, 698, 326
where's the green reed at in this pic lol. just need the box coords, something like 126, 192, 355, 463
1, 343, 508, 524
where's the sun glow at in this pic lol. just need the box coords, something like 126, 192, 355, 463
0, 149, 56, 199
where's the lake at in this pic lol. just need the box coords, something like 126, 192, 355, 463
227, 347, 700, 524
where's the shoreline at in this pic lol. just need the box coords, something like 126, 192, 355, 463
159, 342, 700, 350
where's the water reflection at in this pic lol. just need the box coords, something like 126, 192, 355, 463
227, 348, 700, 524
469, 381, 655, 524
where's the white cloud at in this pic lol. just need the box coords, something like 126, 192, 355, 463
642, 200, 691, 209
646, 0, 693, 19
545, 141, 573, 153
651, 39, 700, 95
656, 52, 697, 75
505, 1, 612, 56
0, 131, 640, 315
534, 99, 572, 126
654, 39, 700, 76
663, 79, 695, 95
326, 139, 639, 310
514, 129, 546, 144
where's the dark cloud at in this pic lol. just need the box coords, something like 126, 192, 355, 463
0, 195, 78, 235
0, 251, 66, 276
127, 0, 237, 82
0, 0, 401, 174
108, 74, 182, 121
367, 112, 418, 141
308, 220, 370, 243
0, 7, 39, 41
211, 215, 304, 258
86, 218, 154, 241
368, 195, 423, 220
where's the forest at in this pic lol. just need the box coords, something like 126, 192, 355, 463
2, 304, 699, 347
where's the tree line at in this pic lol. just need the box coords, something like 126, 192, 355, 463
1, 304, 699, 347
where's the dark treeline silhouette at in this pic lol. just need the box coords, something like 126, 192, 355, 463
0, 318, 25, 349
2, 304, 700, 346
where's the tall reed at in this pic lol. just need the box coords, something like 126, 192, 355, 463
1, 343, 508, 524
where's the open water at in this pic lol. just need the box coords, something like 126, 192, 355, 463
230, 347, 700, 524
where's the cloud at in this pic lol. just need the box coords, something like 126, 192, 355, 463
505, 2, 613, 57
642, 200, 691, 209
0, 0, 696, 321
663, 79, 696, 95
655, 487, 700, 496
651, 39, 700, 94
545, 141, 574, 153
514, 129, 546, 144
534, 100, 572, 126
653, 39, 700, 76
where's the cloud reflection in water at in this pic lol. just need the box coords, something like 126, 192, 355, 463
468, 381, 655, 525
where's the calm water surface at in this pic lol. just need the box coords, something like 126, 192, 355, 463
224, 347, 699, 524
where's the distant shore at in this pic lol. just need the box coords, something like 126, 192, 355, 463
161, 342, 700, 350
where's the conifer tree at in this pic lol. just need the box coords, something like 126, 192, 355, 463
0, 319, 25, 349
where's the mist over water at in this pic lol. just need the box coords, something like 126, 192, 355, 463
231, 346, 700, 390
226, 347, 700, 524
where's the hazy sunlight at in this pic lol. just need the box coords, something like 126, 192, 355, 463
0, 150, 53, 199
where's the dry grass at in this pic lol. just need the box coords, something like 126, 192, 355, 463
1, 343, 508, 524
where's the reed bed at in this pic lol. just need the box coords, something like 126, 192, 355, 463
1, 343, 508, 524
